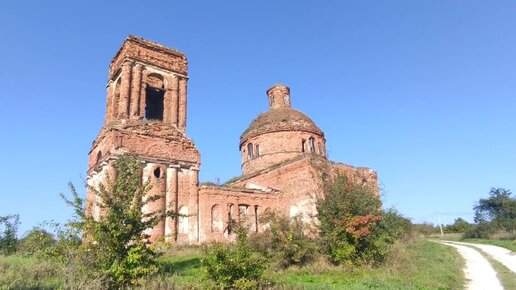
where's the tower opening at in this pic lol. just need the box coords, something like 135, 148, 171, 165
309, 137, 315, 153
145, 87, 165, 121
247, 143, 254, 159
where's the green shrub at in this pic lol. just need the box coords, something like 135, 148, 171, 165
249, 211, 319, 268
18, 228, 56, 257
58, 155, 175, 288
445, 218, 472, 233
317, 175, 408, 265
463, 222, 496, 239
202, 228, 265, 289
317, 175, 381, 264
361, 209, 413, 264
413, 222, 440, 236
377, 209, 414, 242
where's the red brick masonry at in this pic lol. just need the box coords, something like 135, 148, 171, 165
87, 36, 378, 244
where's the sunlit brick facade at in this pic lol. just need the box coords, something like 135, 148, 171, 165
87, 36, 378, 244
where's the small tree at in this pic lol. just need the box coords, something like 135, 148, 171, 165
0, 214, 20, 255
317, 175, 385, 264
446, 218, 472, 233
464, 187, 516, 239
61, 155, 175, 288
474, 187, 516, 232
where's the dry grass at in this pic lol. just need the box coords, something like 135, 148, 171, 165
0, 255, 61, 289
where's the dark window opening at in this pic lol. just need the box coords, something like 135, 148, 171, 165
145, 87, 164, 121
116, 136, 123, 148
255, 144, 260, 157
247, 143, 254, 159
96, 151, 102, 164
318, 142, 323, 155
112, 78, 121, 118
309, 137, 315, 153
301, 139, 306, 153
227, 204, 234, 235
153, 167, 161, 178
254, 205, 259, 233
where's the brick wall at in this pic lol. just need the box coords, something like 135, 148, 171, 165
241, 131, 326, 174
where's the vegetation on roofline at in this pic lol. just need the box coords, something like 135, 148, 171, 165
223, 175, 243, 185
240, 108, 323, 141
200, 181, 219, 186
238, 154, 326, 183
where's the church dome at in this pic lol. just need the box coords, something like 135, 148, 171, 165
240, 108, 324, 146
239, 84, 327, 175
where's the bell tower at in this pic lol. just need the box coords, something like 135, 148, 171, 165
87, 36, 201, 244
104, 35, 189, 131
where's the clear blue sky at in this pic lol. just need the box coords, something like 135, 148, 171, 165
1, 1, 516, 235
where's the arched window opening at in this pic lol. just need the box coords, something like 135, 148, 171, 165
227, 203, 234, 234
115, 135, 123, 148
318, 142, 323, 156
146, 73, 164, 89
262, 207, 272, 230
247, 143, 254, 159
145, 87, 164, 121
301, 139, 306, 153
178, 206, 189, 234
254, 205, 259, 233
153, 167, 161, 179
309, 137, 315, 154
112, 78, 121, 118
96, 151, 102, 164
255, 144, 260, 157
211, 204, 223, 233
239, 204, 249, 224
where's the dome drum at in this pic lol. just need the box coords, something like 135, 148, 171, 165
241, 126, 326, 175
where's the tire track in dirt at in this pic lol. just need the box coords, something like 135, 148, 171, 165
447, 241, 516, 274
436, 241, 503, 290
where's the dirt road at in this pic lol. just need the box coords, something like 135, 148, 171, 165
437, 241, 504, 290
449, 241, 516, 273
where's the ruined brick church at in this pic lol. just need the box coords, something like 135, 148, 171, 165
87, 36, 378, 244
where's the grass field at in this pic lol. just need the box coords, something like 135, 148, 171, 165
0, 255, 61, 289
268, 240, 463, 289
0, 239, 463, 289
